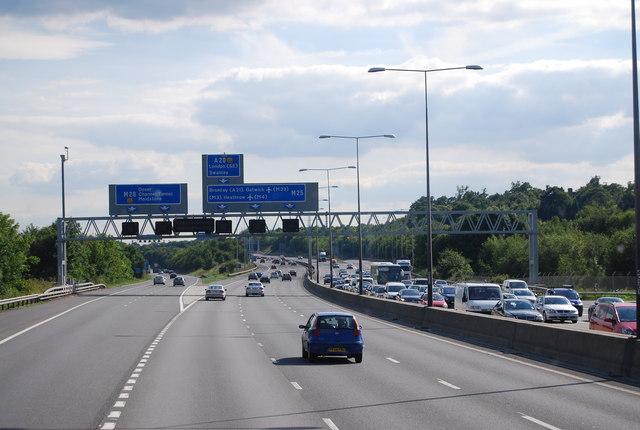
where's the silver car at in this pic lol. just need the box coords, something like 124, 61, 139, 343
205, 285, 226, 301
245, 281, 265, 297
535, 295, 578, 323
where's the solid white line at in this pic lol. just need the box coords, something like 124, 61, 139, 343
386, 357, 400, 364
291, 382, 303, 390
437, 379, 461, 390
323, 418, 340, 430
520, 414, 562, 430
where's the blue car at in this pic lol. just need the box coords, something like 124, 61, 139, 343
299, 312, 364, 363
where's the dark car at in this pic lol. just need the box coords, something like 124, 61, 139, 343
546, 286, 583, 316
299, 312, 363, 363
492, 299, 543, 322
289, 269, 297, 276
281, 272, 292, 281
396, 288, 422, 303
259, 274, 271, 283
442, 286, 456, 308
323, 274, 332, 285
587, 297, 624, 320
172, 276, 185, 286
248, 272, 258, 280
169, 272, 177, 279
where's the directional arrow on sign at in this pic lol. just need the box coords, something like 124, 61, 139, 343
160, 205, 170, 212
216, 204, 229, 210
218, 178, 229, 184
284, 203, 296, 209
127, 206, 138, 212
250, 203, 261, 210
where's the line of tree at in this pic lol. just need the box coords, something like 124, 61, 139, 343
259, 177, 636, 281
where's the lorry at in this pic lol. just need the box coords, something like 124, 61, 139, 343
319, 251, 327, 262
395, 259, 412, 280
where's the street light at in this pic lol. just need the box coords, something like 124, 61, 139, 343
368, 64, 482, 306
58, 147, 69, 286
319, 134, 395, 294
300, 166, 356, 285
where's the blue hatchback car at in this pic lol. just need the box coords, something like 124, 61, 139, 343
299, 312, 364, 363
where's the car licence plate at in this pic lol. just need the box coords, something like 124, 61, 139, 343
328, 347, 346, 353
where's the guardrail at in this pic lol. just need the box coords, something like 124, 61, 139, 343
0, 282, 105, 311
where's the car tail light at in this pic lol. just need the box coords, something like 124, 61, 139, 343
313, 324, 320, 337
353, 317, 360, 337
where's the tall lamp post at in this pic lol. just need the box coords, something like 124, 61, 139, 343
369, 64, 482, 306
319, 134, 395, 294
58, 147, 69, 286
300, 166, 356, 285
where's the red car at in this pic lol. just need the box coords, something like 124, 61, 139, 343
420, 292, 448, 308
589, 302, 636, 336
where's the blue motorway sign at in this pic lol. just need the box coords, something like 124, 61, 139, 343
204, 154, 242, 178
109, 183, 188, 215
203, 183, 318, 213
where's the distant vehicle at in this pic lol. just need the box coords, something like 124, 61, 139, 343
153, 275, 165, 285
270, 271, 280, 279
396, 288, 422, 303
371, 262, 404, 284
535, 295, 578, 323
511, 288, 536, 304
454, 282, 502, 313
442, 286, 456, 308
401, 279, 413, 288
323, 274, 332, 285
248, 272, 258, 280
492, 299, 543, 322
384, 282, 405, 300
289, 269, 297, 276
413, 278, 429, 286
346, 263, 354, 269
259, 274, 271, 283
502, 279, 529, 292
589, 302, 637, 336
172, 276, 185, 286
546, 286, 583, 316
395, 259, 412, 280
281, 272, 292, 281
205, 285, 226, 301
587, 297, 624, 320
319, 251, 327, 262
299, 312, 363, 363
434, 280, 448, 287
420, 292, 448, 307
373, 285, 386, 298
169, 272, 177, 279
245, 281, 265, 297
332, 262, 340, 268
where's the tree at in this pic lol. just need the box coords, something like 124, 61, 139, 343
0, 213, 33, 296
24, 223, 57, 280
435, 249, 473, 280
539, 186, 574, 221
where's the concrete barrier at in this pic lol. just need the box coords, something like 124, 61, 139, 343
303, 277, 640, 381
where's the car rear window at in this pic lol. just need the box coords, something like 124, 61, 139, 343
317, 316, 355, 329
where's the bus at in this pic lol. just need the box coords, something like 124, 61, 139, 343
370, 262, 404, 285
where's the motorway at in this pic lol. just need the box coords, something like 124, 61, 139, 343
0, 263, 639, 429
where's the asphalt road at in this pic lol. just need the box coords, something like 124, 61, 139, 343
0, 267, 638, 430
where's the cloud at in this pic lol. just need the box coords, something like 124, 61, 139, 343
0, 26, 110, 59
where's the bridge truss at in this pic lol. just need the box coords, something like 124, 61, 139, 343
57, 209, 538, 283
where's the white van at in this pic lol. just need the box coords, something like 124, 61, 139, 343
454, 282, 502, 313
502, 279, 529, 292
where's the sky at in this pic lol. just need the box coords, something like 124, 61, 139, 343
0, 0, 636, 229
